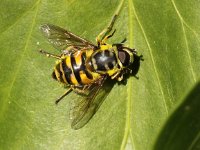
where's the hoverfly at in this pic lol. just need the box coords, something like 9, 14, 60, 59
39, 14, 143, 129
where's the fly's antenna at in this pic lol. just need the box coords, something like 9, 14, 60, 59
39, 49, 61, 59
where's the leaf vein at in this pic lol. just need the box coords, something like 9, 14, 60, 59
171, 0, 196, 82
170, 0, 200, 43
188, 131, 200, 150
0, 0, 40, 36
132, 3, 169, 115
0, 0, 41, 117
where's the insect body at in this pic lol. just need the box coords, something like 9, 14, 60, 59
40, 15, 143, 129
52, 49, 98, 86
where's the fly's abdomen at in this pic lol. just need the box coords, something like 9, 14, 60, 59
52, 56, 73, 84
52, 51, 99, 86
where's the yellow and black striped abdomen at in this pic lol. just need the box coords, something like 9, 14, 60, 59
52, 50, 100, 86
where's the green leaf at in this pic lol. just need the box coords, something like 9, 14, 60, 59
0, 0, 199, 150
154, 82, 200, 150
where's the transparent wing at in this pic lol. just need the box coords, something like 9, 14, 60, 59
70, 77, 115, 129
40, 24, 96, 50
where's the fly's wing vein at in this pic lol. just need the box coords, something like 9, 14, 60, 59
69, 76, 114, 129
40, 24, 96, 50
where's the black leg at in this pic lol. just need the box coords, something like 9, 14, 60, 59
120, 38, 127, 43
55, 88, 73, 104
39, 49, 61, 59
96, 14, 118, 45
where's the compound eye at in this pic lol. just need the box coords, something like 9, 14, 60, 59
118, 50, 130, 66
118, 51, 126, 63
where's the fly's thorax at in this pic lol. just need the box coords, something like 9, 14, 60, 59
90, 47, 119, 76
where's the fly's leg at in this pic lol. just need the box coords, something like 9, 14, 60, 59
39, 49, 61, 59
111, 71, 123, 81
120, 38, 127, 43
101, 29, 116, 44
56, 85, 91, 104
139, 54, 144, 61
96, 0, 125, 45
55, 88, 73, 104
56, 84, 95, 105
72, 85, 93, 96
96, 14, 118, 46
102, 14, 117, 39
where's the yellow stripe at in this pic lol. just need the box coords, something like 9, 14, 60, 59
59, 62, 67, 83
70, 74, 78, 85
65, 55, 78, 85
74, 51, 82, 66
79, 71, 92, 84
54, 67, 61, 82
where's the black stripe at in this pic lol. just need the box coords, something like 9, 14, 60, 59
97, 64, 106, 71
104, 50, 110, 57
81, 53, 93, 79
61, 59, 72, 84
108, 62, 114, 70
52, 71, 57, 80
93, 52, 106, 71
56, 64, 64, 83
71, 55, 82, 84
71, 52, 93, 85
